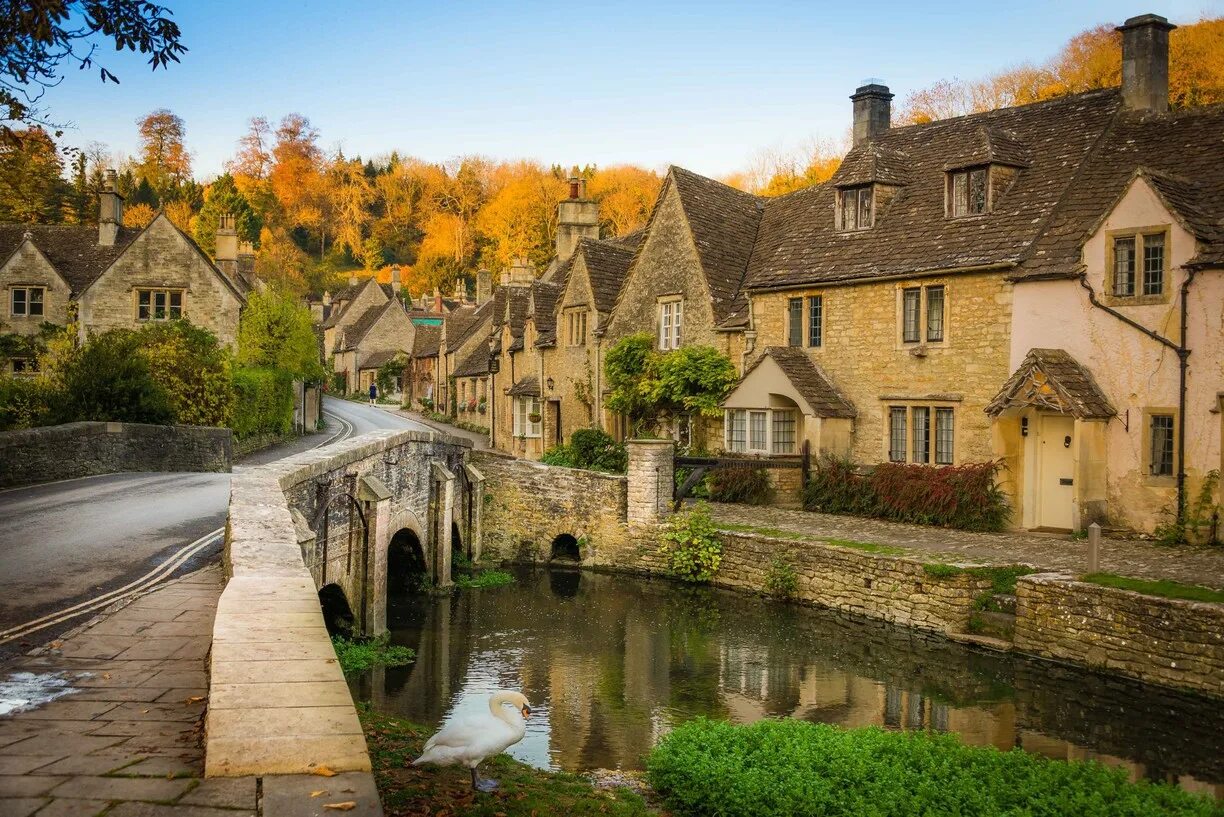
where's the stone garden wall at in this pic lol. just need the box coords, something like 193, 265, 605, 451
0, 421, 231, 487
1014, 573, 1224, 697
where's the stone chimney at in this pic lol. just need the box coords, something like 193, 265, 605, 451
390, 264, 401, 291
433, 285, 443, 314
98, 169, 124, 246
322, 291, 332, 307
555, 167, 599, 261
1117, 13, 1175, 113
310, 300, 324, 322
507, 257, 535, 287
348, 273, 359, 287
476, 268, 492, 306
215, 213, 238, 277
850, 82, 893, 146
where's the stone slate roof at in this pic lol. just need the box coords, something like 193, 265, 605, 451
829, 142, 911, 188
411, 325, 441, 358
322, 277, 381, 328
0, 225, 136, 292
452, 345, 491, 378
986, 348, 1115, 419
1018, 104, 1224, 278
669, 166, 764, 320
358, 349, 403, 370
530, 281, 559, 333
506, 375, 540, 397
339, 299, 400, 352
494, 285, 531, 340
745, 90, 1122, 291
738, 347, 856, 419
446, 300, 494, 353
581, 236, 639, 315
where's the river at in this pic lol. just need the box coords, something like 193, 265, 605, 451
349, 566, 1224, 798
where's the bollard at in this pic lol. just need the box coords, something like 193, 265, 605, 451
1087, 522, 1101, 574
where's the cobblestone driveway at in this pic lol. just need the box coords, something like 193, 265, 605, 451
705, 502, 1224, 589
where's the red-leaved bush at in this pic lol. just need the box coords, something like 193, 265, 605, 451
803, 455, 1010, 531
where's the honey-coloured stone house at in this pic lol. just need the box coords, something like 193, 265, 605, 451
0, 171, 247, 372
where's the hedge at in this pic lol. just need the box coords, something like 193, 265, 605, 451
230, 366, 294, 439
646, 718, 1221, 817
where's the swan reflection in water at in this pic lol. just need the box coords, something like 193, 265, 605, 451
351, 566, 1224, 800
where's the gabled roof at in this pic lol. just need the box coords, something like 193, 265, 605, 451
0, 224, 133, 293
746, 89, 1122, 291
1017, 103, 1224, 278
580, 235, 639, 315
986, 348, 1115, 420
452, 344, 491, 378
669, 166, 764, 321
731, 347, 856, 419
493, 285, 531, 339
323, 276, 384, 328
529, 281, 559, 332
358, 349, 404, 370
829, 142, 910, 188
446, 299, 494, 352
340, 298, 405, 352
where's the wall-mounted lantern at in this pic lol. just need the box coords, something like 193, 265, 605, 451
1021, 417, 1028, 437
546, 377, 554, 391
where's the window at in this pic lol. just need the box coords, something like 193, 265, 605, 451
9, 286, 44, 317
839, 185, 873, 230
900, 284, 947, 345
513, 396, 542, 438
787, 298, 803, 346
888, 407, 908, 462
1111, 231, 1168, 299
771, 410, 796, 454
10, 357, 38, 375
136, 288, 183, 321
1149, 414, 1174, 477
724, 407, 798, 455
566, 309, 588, 346
888, 404, 955, 464
949, 167, 988, 217
658, 299, 682, 350
808, 296, 823, 348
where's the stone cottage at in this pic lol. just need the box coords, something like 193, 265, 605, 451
0, 171, 246, 372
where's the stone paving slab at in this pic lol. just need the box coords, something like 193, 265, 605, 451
707, 501, 1224, 588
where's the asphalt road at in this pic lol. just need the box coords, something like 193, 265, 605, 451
0, 396, 424, 654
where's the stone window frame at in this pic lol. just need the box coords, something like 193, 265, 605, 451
946, 165, 990, 218
134, 287, 185, 322
564, 307, 588, 347
657, 295, 683, 351
8, 285, 45, 318
882, 400, 958, 465
1142, 407, 1178, 486
895, 281, 949, 349
836, 184, 874, 231
1104, 225, 1172, 307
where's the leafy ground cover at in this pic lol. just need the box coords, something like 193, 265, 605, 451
1081, 573, 1224, 603
331, 634, 415, 674
646, 718, 1222, 817
453, 569, 516, 589
359, 706, 655, 816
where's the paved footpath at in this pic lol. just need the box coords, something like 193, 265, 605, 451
708, 502, 1224, 589
0, 564, 381, 817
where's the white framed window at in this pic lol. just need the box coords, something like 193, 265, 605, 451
136, 288, 184, 321
899, 284, 946, 345
658, 298, 682, 350
9, 286, 44, 318
887, 404, 955, 465
725, 408, 799, 455
1147, 412, 1176, 477
513, 396, 542, 438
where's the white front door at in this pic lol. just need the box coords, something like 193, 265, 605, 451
1037, 414, 1076, 530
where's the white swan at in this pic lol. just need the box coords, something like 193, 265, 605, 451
412, 690, 531, 792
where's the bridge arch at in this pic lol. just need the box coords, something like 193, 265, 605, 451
550, 533, 580, 562
318, 583, 355, 634
387, 527, 428, 595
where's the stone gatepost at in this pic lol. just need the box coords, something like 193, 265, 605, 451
431, 461, 456, 587
358, 474, 392, 636
626, 439, 675, 525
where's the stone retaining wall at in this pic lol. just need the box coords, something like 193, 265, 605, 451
1014, 573, 1224, 697
0, 421, 232, 488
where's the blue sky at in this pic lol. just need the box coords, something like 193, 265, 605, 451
44, 0, 1222, 179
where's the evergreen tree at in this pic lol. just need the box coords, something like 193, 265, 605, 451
193, 174, 261, 256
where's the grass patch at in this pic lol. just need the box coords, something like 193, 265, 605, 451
717, 522, 808, 540
716, 524, 906, 556
1081, 573, 1224, 604
359, 705, 655, 816
646, 718, 1221, 817
453, 569, 516, 589
331, 634, 415, 675
822, 538, 906, 555
922, 562, 963, 579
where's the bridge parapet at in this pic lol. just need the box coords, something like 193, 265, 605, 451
209, 427, 473, 779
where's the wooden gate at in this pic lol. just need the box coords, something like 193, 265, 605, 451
673, 440, 811, 510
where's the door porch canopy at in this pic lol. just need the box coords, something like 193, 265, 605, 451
986, 348, 1115, 419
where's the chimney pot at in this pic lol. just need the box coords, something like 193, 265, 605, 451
1117, 13, 1175, 113
850, 82, 893, 146
215, 212, 239, 266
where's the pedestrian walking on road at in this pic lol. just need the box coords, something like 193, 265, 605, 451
369, 383, 378, 405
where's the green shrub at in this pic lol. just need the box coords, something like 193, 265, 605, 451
540, 444, 579, 468
0, 375, 56, 430
646, 718, 1220, 817
139, 321, 233, 427
763, 557, 798, 600
708, 467, 774, 505
55, 330, 173, 425
804, 454, 1011, 531
331, 634, 415, 674
231, 366, 294, 439
659, 502, 722, 583
453, 569, 515, 589
569, 427, 628, 473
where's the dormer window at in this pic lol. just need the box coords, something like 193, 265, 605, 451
948, 167, 988, 216
839, 185, 873, 231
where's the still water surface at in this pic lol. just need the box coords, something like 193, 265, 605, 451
350, 567, 1224, 797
